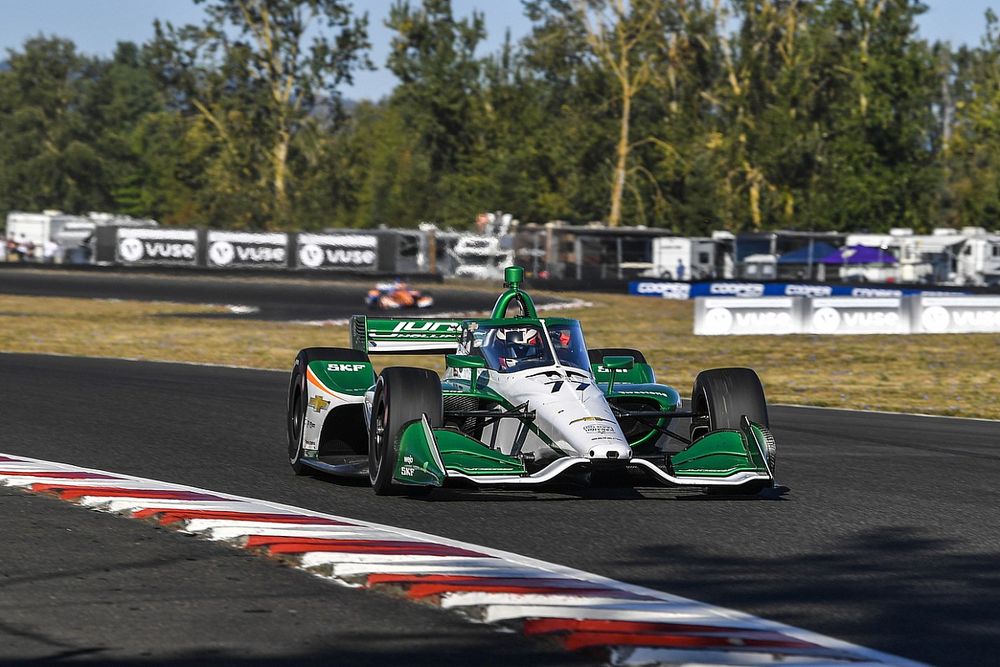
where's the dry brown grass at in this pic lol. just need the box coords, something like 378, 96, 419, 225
1, 291, 996, 419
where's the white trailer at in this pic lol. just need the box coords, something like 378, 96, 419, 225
644, 237, 717, 280
5, 211, 83, 260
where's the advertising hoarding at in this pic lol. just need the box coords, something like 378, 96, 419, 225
116, 228, 198, 266
206, 231, 288, 268
297, 233, 378, 271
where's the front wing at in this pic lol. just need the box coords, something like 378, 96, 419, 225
393, 416, 775, 490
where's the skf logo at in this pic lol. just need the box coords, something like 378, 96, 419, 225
308, 395, 331, 413
327, 363, 367, 372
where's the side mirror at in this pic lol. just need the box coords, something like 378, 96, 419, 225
446, 354, 486, 369
601, 355, 634, 395
446, 354, 486, 389
602, 355, 634, 371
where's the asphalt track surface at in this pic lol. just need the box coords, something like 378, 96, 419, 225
3, 354, 999, 666
0, 267, 513, 321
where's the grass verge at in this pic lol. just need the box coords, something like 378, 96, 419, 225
1, 292, 996, 419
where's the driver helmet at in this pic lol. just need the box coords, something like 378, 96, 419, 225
549, 328, 572, 349
491, 327, 542, 369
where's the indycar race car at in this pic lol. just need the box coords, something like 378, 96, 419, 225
365, 280, 434, 310
288, 266, 777, 496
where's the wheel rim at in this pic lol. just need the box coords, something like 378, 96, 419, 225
690, 387, 711, 439
373, 398, 387, 469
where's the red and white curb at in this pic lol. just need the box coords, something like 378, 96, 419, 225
0, 453, 922, 667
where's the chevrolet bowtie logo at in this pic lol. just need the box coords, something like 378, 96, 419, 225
308, 395, 331, 413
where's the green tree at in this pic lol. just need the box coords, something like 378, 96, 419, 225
149, 0, 370, 227
0, 37, 112, 214
381, 0, 486, 225
942, 10, 1000, 227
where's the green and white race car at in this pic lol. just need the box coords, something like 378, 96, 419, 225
286, 267, 777, 496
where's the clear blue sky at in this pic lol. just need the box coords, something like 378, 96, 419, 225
0, 0, 996, 101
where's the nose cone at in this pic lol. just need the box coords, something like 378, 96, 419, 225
506, 370, 632, 459
587, 443, 633, 461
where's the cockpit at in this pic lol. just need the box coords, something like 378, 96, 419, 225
461, 320, 591, 374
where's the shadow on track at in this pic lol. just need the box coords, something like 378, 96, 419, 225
620, 525, 1000, 666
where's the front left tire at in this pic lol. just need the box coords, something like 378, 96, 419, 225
368, 367, 443, 495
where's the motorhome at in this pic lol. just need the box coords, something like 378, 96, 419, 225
955, 228, 1000, 286
846, 228, 966, 284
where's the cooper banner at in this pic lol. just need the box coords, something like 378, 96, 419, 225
297, 233, 378, 271
207, 231, 288, 268
631, 281, 965, 300
116, 228, 198, 265
631, 281, 691, 300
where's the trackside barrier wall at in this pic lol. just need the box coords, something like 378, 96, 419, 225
695, 298, 805, 336
695, 295, 1000, 335
206, 231, 289, 268
296, 232, 380, 272
633, 280, 965, 300
93, 227, 400, 274
917, 295, 1000, 333
806, 297, 910, 335
115, 227, 199, 266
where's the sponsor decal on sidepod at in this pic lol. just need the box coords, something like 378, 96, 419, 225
307, 396, 331, 413
327, 363, 367, 372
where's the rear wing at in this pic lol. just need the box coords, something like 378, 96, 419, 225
351, 315, 463, 355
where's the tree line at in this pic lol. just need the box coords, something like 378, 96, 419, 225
2, 0, 999, 235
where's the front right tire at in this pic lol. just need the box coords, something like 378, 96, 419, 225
689, 367, 769, 441
689, 368, 774, 495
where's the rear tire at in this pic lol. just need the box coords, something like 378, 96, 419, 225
368, 367, 443, 496
287, 347, 369, 476
689, 368, 768, 441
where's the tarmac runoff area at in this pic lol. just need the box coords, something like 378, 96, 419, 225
3, 353, 999, 665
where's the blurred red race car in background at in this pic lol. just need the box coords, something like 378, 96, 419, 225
366, 280, 434, 310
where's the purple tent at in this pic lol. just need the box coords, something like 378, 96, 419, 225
819, 245, 897, 265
